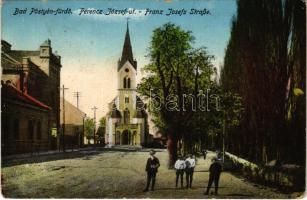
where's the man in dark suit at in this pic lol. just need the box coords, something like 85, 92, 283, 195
143, 149, 160, 192
204, 157, 222, 195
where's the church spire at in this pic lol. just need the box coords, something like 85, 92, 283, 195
118, 19, 137, 71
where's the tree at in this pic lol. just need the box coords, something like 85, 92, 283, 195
99, 117, 106, 128
84, 118, 95, 144
138, 23, 216, 166
220, 0, 306, 164
97, 117, 106, 145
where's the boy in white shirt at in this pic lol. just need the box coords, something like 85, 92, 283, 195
174, 155, 186, 188
185, 154, 196, 188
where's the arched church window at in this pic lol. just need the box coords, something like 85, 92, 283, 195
124, 108, 130, 124
125, 97, 129, 103
123, 77, 127, 88
127, 78, 131, 88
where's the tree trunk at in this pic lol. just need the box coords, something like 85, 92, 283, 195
167, 134, 177, 168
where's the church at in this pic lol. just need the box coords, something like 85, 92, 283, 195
105, 22, 149, 147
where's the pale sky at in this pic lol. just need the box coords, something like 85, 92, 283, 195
2, 0, 237, 120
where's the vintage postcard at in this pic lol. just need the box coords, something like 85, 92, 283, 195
1, 0, 306, 198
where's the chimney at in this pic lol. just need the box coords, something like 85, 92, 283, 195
21, 57, 29, 94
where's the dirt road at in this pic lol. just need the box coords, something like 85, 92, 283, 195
1, 149, 302, 198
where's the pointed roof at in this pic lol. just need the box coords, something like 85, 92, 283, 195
109, 102, 122, 118
41, 39, 51, 47
118, 21, 137, 71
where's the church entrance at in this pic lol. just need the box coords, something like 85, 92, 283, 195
115, 131, 121, 145
121, 130, 131, 145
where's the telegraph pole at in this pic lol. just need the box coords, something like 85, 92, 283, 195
73, 91, 81, 109
91, 106, 98, 146
61, 85, 69, 152
222, 109, 226, 163
82, 114, 87, 148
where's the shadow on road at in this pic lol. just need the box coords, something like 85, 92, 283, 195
2, 147, 166, 168
2, 150, 104, 167
224, 193, 254, 198
153, 186, 230, 191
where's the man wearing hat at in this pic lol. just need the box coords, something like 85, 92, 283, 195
143, 149, 160, 192
204, 157, 222, 195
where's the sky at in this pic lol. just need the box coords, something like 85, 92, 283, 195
2, 0, 237, 120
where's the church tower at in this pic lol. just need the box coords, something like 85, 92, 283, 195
117, 21, 137, 119
105, 21, 148, 147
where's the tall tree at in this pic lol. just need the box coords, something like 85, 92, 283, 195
221, 0, 306, 164
138, 23, 216, 166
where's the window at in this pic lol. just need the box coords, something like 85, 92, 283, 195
28, 120, 34, 140
123, 78, 127, 88
2, 115, 10, 140
123, 77, 131, 89
125, 68, 129, 72
125, 97, 129, 103
37, 121, 42, 140
127, 78, 131, 88
14, 119, 19, 140
124, 109, 130, 124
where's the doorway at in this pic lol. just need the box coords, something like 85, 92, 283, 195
121, 130, 130, 145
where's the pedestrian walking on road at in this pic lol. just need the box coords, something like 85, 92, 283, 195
174, 155, 186, 188
185, 154, 196, 188
204, 157, 222, 195
143, 150, 160, 192
216, 150, 223, 160
203, 150, 207, 160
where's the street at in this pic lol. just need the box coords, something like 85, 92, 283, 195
1, 149, 302, 198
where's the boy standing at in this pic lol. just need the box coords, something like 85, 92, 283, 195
143, 150, 160, 192
174, 155, 186, 188
185, 154, 196, 188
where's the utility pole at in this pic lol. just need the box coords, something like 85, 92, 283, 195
91, 106, 98, 146
73, 92, 81, 109
61, 85, 69, 152
222, 110, 226, 163
82, 114, 87, 148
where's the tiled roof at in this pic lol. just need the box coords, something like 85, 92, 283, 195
9, 50, 40, 62
2, 83, 51, 110
1, 52, 22, 71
